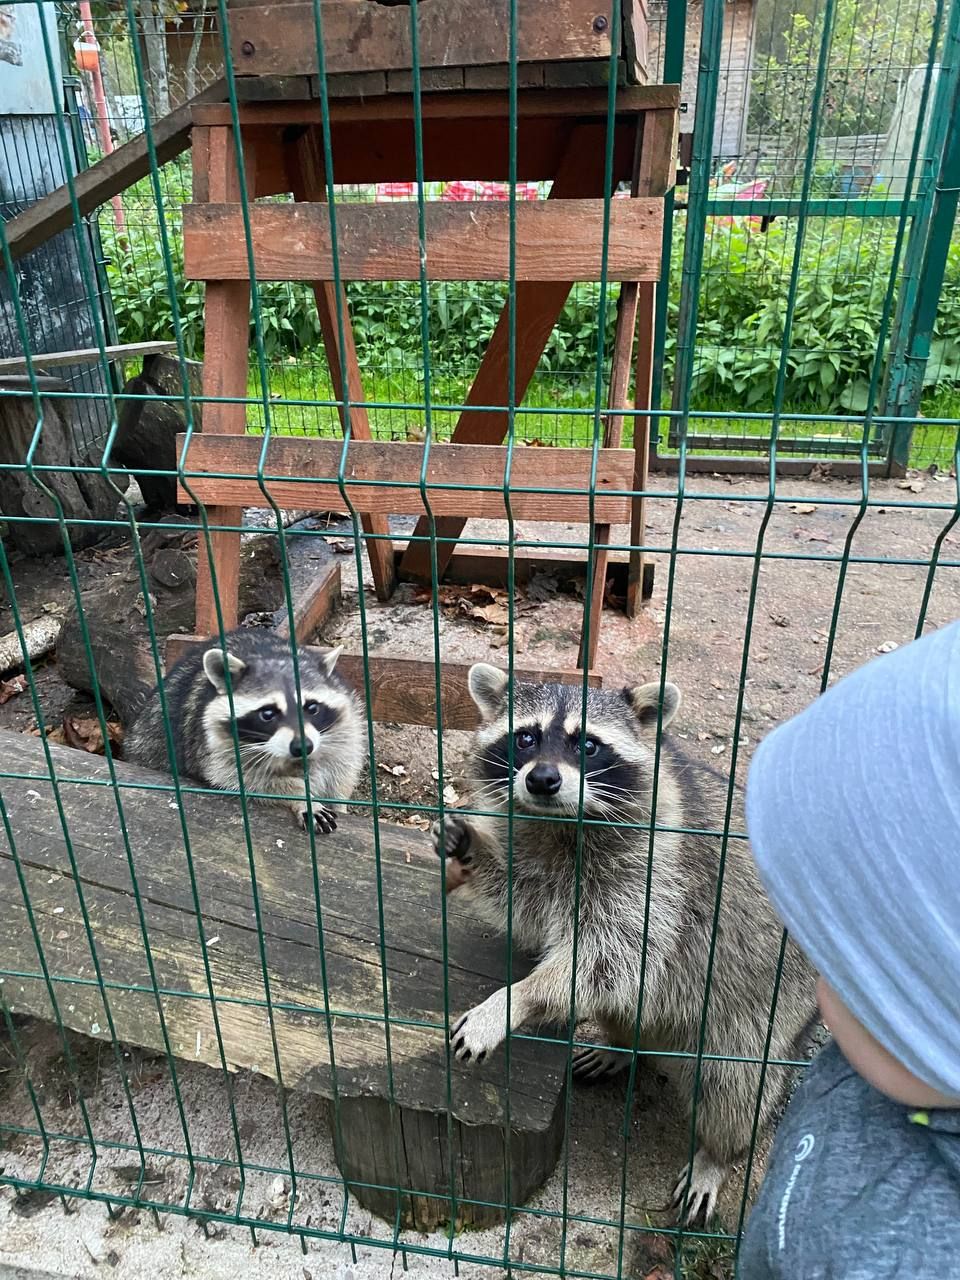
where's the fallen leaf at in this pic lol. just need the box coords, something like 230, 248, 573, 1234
709, 678, 723, 690
60, 717, 123, 755
769, 612, 789, 628
790, 503, 817, 515
330, 539, 353, 554
876, 640, 898, 654
807, 533, 831, 543
405, 426, 426, 444
442, 783, 460, 806
710, 743, 727, 756
0, 674, 28, 704
379, 763, 408, 778
898, 479, 925, 493
469, 601, 509, 626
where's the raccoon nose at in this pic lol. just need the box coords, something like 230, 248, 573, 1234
526, 763, 562, 796
290, 736, 314, 758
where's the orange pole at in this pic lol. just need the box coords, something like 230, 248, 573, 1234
77, 0, 125, 233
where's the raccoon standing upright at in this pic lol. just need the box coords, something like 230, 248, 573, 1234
125, 629, 366, 832
433, 664, 817, 1223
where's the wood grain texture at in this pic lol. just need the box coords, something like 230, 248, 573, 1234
163, 642, 603, 726
176, 436, 635, 524
0, 341, 177, 373
191, 129, 252, 636
274, 559, 341, 643
228, 0, 610, 77
183, 199, 663, 283
291, 130, 397, 602
0, 729, 567, 1227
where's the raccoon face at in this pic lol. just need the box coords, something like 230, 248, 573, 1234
202, 643, 351, 774
466, 663, 681, 818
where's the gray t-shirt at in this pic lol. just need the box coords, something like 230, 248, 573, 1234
737, 1040, 960, 1278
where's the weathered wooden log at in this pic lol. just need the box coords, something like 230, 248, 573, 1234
0, 616, 62, 674
0, 729, 567, 1229
0, 376, 124, 555
112, 354, 204, 514
56, 526, 283, 723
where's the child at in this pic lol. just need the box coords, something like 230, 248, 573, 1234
737, 619, 960, 1277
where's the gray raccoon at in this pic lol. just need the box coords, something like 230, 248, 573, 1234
124, 628, 366, 833
433, 664, 817, 1223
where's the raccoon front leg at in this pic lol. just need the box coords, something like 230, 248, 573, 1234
449, 953, 571, 1064
432, 812, 485, 893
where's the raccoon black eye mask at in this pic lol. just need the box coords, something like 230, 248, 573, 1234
432, 662, 817, 1228
124, 628, 367, 836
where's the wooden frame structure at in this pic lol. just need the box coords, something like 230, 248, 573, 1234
176, 73, 678, 702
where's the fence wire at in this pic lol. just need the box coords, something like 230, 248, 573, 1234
0, 0, 958, 1277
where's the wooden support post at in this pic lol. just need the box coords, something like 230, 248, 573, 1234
399, 123, 615, 584
626, 277, 655, 617
191, 126, 254, 636
291, 130, 397, 602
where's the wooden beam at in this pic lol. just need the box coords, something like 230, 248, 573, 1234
0, 341, 178, 374
164, 641, 602, 726
176, 436, 635, 524
0, 729, 567, 1229
291, 130, 397, 602
399, 125, 621, 584
189, 84, 681, 129
183, 200, 663, 284
191, 128, 253, 637
228, 0, 611, 78
4, 82, 229, 264
274, 559, 341, 643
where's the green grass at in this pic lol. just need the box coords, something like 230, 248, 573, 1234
240, 362, 960, 471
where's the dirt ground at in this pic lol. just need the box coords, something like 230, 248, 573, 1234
0, 468, 957, 1280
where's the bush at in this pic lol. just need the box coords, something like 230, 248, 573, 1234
101, 174, 960, 414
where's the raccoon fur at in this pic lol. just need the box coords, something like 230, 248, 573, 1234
433, 663, 817, 1223
124, 628, 366, 832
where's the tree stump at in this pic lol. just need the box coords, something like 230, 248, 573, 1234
112, 354, 204, 514
56, 521, 283, 723
0, 375, 123, 555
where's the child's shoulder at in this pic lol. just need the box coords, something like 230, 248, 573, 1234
738, 1040, 960, 1278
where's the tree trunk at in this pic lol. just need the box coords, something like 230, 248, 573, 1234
139, 0, 170, 118
184, 0, 208, 99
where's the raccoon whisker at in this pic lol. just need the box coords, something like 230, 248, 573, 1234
584, 763, 628, 779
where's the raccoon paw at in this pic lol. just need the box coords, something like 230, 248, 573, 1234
431, 814, 473, 866
572, 1045, 631, 1083
301, 805, 337, 835
670, 1148, 728, 1227
449, 989, 509, 1064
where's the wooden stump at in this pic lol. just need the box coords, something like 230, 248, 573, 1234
0, 376, 123, 556
112, 354, 204, 514
0, 730, 568, 1229
56, 523, 283, 723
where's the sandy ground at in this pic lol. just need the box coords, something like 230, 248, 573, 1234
0, 468, 957, 1279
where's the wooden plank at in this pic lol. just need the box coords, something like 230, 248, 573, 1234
275, 559, 341, 643
190, 84, 681, 128
396, 544, 629, 587
4, 82, 228, 264
626, 278, 656, 617
229, 0, 611, 78
399, 125, 627, 583
164, 642, 602, 725
191, 128, 253, 637
622, 0, 649, 84
183, 199, 663, 283
0, 729, 567, 1228
0, 341, 177, 374
176, 435, 635, 524
291, 130, 397, 602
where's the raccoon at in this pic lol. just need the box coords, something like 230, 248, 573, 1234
433, 664, 817, 1224
124, 628, 366, 832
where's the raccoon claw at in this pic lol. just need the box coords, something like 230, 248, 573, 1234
302, 806, 337, 835
449, 992, 507, 1063
670, 1150, 726, 1227
572, 1046, 631, 1082
432, 814, 473, 862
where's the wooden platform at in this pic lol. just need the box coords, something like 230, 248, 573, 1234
0, 731, 567, 1228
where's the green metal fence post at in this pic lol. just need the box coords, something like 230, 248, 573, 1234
880, 0, 960, 470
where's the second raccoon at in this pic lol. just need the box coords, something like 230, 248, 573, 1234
124, 628, 366, 832
434, 664, 817, 1223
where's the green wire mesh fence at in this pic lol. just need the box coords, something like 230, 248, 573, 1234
0, 0, 958, 1276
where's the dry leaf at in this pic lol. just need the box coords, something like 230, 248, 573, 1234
379, 762, 408, 778
710, 743, 727, 756
790, 503, 817, 515
0, 674, 27, 704
897, 479, 925, 493
769, 612, 789, 628
60, 717, 123, 755
331, 539, 353, 554
876, 640, 898, 654
442, 783, 460, 806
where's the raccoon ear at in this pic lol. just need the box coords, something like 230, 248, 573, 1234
624, 681, 682, 731
202, 647, 248, 694
320, 645, 343, 678
467, 663, 509, 720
